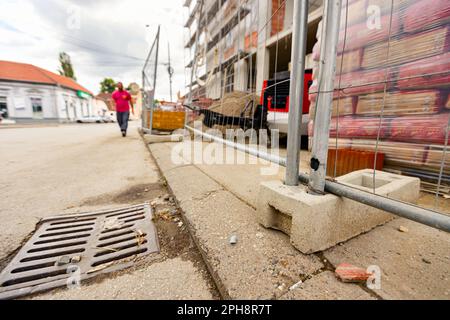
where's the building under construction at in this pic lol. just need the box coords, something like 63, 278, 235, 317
183, 0, 450, 196
183, 0, 322, 100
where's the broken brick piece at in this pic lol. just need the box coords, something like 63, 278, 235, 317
335, 263, 372, 283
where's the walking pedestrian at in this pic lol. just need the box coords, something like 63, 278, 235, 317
112, 82, 134, 137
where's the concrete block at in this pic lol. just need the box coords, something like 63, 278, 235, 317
144, 134, 183, 144
256, 170, 420, 254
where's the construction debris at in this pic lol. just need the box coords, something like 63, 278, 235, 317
277, 283, 287, 291
70, 256, 82, 264
335, 263, 372, 283
289, 280, 303, 291
229, 235, 238, 245
56, 256, 71, 266
156, 208, 173, 221
151, 197, 166, 208
103, 217, 125, 230
208, 91, 259, 117
191, 91, 261, 133
135, 229, 145, 246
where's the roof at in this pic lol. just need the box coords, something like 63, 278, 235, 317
0, 60, 93, 96
95, 93, 115, 111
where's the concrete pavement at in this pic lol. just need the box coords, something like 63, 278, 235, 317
148, 140, 450, 300
32, 257, 214, 300
0, 123, 217, 299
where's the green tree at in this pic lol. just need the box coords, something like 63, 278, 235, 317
58, 52, 76, 80
100, 78, 117, 94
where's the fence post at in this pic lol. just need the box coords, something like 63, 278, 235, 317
285, 0, 309, 186
308, 0, 342, 194
148, 25, 160, 134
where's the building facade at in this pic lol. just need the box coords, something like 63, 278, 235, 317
0, 61, 93, 122
183, 0, 323, 101
129, 82, 143, 121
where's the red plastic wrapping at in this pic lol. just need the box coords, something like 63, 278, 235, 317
397, 52, 450, 90
402, 0, 450, 33
309, 0, 450, 192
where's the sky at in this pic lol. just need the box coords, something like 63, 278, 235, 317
0, 0, 188, 100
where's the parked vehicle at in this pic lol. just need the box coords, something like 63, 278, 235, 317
76, 116, 104, 123
261, 70, 313, 138
183, 71, 313, 144
101, 111, 116, 123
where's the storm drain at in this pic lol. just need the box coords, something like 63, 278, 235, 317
0, 203, 159, 300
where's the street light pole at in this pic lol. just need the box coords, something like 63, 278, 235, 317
168, 42, 174, 102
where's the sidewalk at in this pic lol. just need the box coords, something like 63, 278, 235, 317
147, 139, 450, 300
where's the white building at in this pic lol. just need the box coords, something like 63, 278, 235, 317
91, 98, 109, 117
0, 60, 93, 122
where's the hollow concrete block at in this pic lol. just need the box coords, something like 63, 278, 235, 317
143, 134, 183, 144
256, 170, 420, 254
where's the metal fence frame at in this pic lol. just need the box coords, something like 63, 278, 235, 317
305, 0, 341, 194
185, 124, 450, 232
142, 25, 161, 131
183, 0, 450, 233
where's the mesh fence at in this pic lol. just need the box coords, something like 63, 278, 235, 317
185, 0, 294, 136
309, 0, 449, 214
142, 27, 160, 130
184, 0, 449, 216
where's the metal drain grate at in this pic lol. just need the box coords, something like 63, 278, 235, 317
0, 203, 159, 300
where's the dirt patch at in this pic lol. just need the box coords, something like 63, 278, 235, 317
156, 219, 192, 259
112, 183, 163, 204
154, 217, 220, 299
81, 182, 165, 206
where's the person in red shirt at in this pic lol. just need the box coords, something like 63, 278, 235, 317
112, 82, 134, 137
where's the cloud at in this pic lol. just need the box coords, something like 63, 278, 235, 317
0, 0, 187, 100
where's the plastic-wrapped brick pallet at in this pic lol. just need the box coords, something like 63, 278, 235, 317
308, 0, 450, 193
